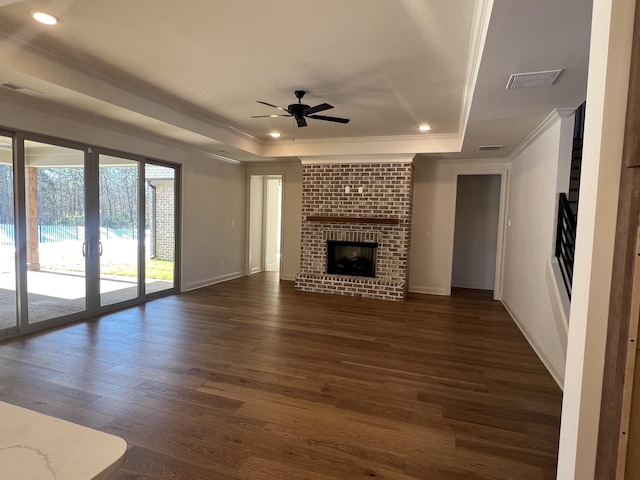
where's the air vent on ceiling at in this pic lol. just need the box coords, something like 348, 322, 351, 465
478, 145, 504, 152
506, 69, 562, 89
0, 81, 44, 95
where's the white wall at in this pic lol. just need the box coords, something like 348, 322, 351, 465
501, 110, 574, 386
0, 95, 248, 292
451, 174, 501, 290
181, 157, 245, 290
410, 121, 572, 386
265, 177, 281, 272
246, 161, 302, 281
557, 0, 635, 478
409, 158, 508, 296
249, 176, 264, 274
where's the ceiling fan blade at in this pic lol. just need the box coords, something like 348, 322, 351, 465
307, 114, 350, 124
251, 114, 292, 118
256, 101, 289, 112
296, 116, 308, 127
304, 103, 333, 115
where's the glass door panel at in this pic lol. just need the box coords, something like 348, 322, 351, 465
0, 135, 17, 331
0, 131, 179, 338
145, 163, 175, 294
25, 141, 86, 323
99, 155, 139, 306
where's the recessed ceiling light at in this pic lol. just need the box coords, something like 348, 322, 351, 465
270, 115, 279, 118
419, 124, 431, 132
32, 11, 58, 25
270, 132, 281, 138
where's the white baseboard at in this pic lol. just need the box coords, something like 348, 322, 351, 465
451, 281, 493, 290
545, 259, 569, 361
408, 285, 450, 296
183, 271, 245, 291
251, 266, 263, 274
280, 273, 296, 282
501, 299, 565, 390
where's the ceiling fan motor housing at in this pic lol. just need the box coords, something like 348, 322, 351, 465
288, 103, 309, 116
290, 90, 308, 117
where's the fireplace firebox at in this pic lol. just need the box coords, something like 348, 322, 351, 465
326, 241, 377, 277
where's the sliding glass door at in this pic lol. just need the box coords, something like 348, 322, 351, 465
0, 130, 179, 338
25, 140, 87, 324
98, 154, 141, 307
0, 134, 16, 334
145, 163, 175, 295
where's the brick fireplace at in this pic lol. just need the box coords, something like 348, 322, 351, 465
295, 157, 414, 301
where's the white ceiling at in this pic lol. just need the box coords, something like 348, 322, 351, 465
0, 0, 592, 162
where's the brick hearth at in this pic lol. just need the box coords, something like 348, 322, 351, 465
295, 159, 414, 301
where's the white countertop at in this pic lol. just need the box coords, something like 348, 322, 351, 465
0, 401, 127, 480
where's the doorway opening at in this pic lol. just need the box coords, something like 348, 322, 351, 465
249, 175, 283, 275
451, 174, 502, 297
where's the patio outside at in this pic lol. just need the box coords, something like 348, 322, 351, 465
0, 236, 174, 330
0, 160, 176, 331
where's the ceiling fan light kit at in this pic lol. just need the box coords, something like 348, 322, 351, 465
252, 90, 350, 128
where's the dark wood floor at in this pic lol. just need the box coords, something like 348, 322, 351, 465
0, 273, 562, 479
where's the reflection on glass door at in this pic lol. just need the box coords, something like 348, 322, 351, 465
0, 135, 17, 331
145, 163, 175, 294
99, 154, 139, 306
25, 141, 86, 324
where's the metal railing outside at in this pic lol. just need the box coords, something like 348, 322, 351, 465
0, 224, 140, 245
0, 223, 14, 245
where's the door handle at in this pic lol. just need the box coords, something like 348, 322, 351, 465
82, 241, 86, 257
98, 241, 103, 256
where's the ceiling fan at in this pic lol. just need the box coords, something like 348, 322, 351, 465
252, 90, 350, 128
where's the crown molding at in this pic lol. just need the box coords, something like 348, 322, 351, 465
193, 150, 241, 164
300, 154, 415, 165
0, 22, 467, 161
0, 24, 258, 144
0, 90, 247, 165
458, 0, 494, 138
508, 108, 576, 160
263, 133, 461, 158
264, 132, 458, 146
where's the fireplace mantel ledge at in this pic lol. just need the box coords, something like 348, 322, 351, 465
306, 216, 400, 225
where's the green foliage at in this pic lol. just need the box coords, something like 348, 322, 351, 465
35, 166, 139, 228
101, 259, 175, 281
104, 211, 134, 228
59, 213, 85, 226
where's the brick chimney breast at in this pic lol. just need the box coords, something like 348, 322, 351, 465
295, 159, 414, 301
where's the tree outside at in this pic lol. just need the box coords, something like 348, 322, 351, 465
0, 166, 174, 281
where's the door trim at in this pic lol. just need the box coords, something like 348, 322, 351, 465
447, 165, 509, 299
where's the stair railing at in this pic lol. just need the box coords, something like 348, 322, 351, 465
556, 193, 577, 298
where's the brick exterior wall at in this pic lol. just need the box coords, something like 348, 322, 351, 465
146, 180, 175, 262
295, 162, 414, 301
154, 184, 175, 261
